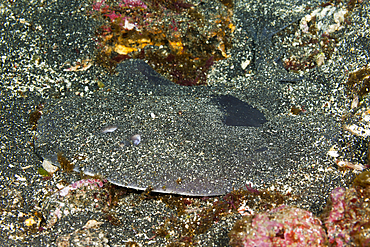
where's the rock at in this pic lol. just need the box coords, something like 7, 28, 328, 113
229, 205, 327, 247
323, 172, 370, 246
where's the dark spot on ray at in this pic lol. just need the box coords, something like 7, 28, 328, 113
214, 95, 267, 127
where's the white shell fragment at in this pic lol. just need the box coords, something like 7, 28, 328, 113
327, 146, 339, 158
343, 107, 370, 137
131, 134, 141, 145
351, 95, 359, 109
15, 174, 27, 182
100, 125, 118, 133
241, 59, 251, 70
300, 6, 348, 35
83, 220, 104, 229
335, 159, 365, 172
344, 124, 370, 138
238, 202, 255, 216
42, 159, 59, 174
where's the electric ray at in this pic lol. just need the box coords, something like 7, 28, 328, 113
35, 60, 339, 196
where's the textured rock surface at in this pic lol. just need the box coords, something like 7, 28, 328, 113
229, 205, 327, 247
323, 172, 370, 246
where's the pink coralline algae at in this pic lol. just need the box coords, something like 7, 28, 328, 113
229, 205, 327, 247
120, 0, 147, 8
93, 0, 147, 11
323, 171, 370, 246
43, 179, 107, 229
92, 0, 147, 24
59, 179, 104, 197
229, 171, 370, 247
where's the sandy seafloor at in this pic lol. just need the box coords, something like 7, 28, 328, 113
0, 0, 369, 246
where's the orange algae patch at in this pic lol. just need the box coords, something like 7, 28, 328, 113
91, 0, 234, 85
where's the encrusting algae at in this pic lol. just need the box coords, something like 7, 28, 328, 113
90, 0, 234, 85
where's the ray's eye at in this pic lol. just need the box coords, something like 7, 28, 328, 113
131, 134, 141, 145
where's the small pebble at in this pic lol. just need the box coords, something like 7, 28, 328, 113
42, 159, 59, 174
101, 125, 118, 133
